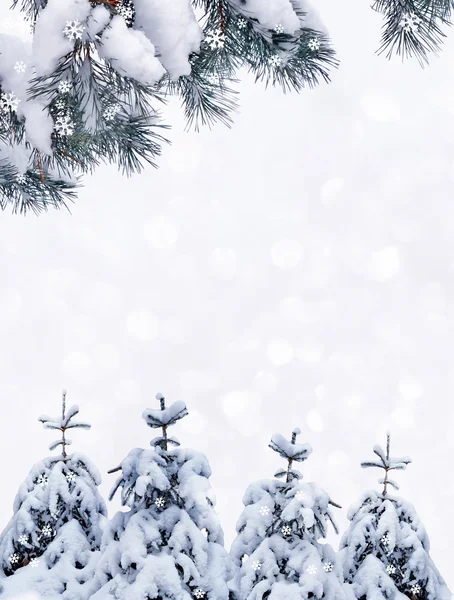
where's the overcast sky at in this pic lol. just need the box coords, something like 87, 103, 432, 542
0, 0, 453, 591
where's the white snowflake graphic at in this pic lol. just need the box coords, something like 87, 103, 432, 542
381, 534, 391, 546
9, 553, 20, 565
386, 564, 396, 575
30, 558, 40, 568
410, 584, 421, 595
252, 560, 262, 571
259, 506, 270, 516
323, 562, 333, 572
1, 92, 20, 112
194, 589, 205, 599
237, 17, 247, 29
281, 524, 292, 536
18, 534, 28, 545
16, 174, 26, 185
400, 13, 421, 33
308, 38, 320, 51
295, 490, 306, 501
306, 564, 317, 575
103, 104, 121, 121
14, 61, 27, 74
37, 474, 48, 488
54, 99, 66, 111
117, 5, 134, 24
274, 24, 284, 34
41, 525, 53, 537
155, 497, 165, 508
54, 115, 74, 136
58, 80, 72, 94
63, 20, 85, 41
268, 55, 281, 67
66, 471, 76, 483
205, 29, 225, 49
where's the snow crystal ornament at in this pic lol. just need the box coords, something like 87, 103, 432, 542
296, 490, 306, 500
204, 29, 225, 50
9, 553, 20, 564
54, 116, 74, 137
306, 564, 317, 575
18, 535, 28, 545
237, 17, 247, 29
259, 506, 270, 516
58, 81, 72, 94
411, 583, 421, 594
37, 474, 48, 488
54, 98, 66, 111
1, 92, 20, 112
308, 38, 321, 51
115, 0, 136, 28
16, 174, 26, 185
400, 13, 421, 33
230, 428, 347, 600
103, 104, 121, 121
40, 525, 53, 537
30, 557, 39, 568
89, 393, 233, 600
65, 470, 76, 483
274, 24, 285, 34
63, 20, 85, 41
13, 61, 27, 73
386, 564, 396, 575
268, 55, 282, 67
339, 433, 452, 600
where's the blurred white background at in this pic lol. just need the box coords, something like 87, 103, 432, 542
0, 0, 452, 589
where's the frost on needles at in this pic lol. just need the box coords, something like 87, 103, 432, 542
0, 390, 107, 600
338, 433, 452, 600
230, 427, 354, 600
88, 392, 234, 600
0, 0, 337, 213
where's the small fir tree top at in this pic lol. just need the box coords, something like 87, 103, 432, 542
0, 390, 106, 598
230, 428, 351, 600
88, 393, 233, 600
339, 433, 452, 600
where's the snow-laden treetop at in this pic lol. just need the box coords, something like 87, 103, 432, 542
38, 389, 91, 458
361, 432, 411, 495
269, 427, 313, 482
142, 392, 188, 451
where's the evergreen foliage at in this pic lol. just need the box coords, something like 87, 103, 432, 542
0, 0, 336, 213
0, 390, 107, 599
230, 427, 353, 600
88, 392, 233, 600
339, 433, 451, 600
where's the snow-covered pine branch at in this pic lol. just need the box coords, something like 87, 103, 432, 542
339, 434, 452, 600
0, 391, 107, 600
1, 0, 336, 212
38, 389, 90, 458
230, 428, 352, 600
88, 393, 233, 600
360, 432, 411, 497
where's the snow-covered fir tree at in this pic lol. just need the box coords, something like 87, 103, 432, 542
0, 390, 107, 599
230, 427, 353, 600
338, 433, 452, 600
88, 392, 233, 600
